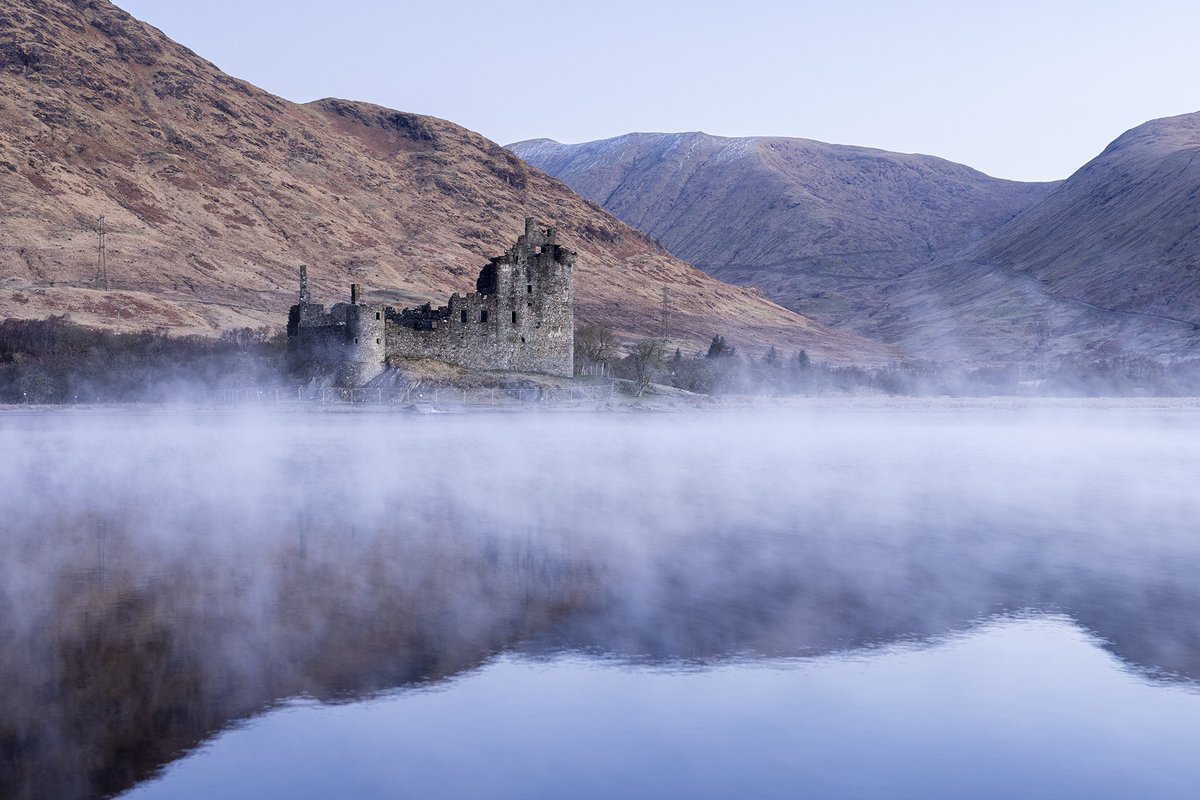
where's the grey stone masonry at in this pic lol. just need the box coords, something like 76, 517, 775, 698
287, 219, 575, 385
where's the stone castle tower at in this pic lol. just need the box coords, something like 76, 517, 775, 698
287, 219, 575, 385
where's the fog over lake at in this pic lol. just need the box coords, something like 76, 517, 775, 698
3, 401, 1199, 799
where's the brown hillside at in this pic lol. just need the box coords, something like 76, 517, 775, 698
869, 113, 1200, 362
952, 112, 1200, 325
0, 0, 895, 362
509, 133, 1056, 339
513, 127, 1200, 362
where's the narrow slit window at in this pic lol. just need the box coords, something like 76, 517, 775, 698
375, 312, 381, 320
480, 310, 488, 323
527, 284, 532, 294
461, 309, 468, 323
375, 338, 381, 345
511, 311, 517, 324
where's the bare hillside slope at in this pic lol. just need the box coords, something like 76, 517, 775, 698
0, 0, 892, 361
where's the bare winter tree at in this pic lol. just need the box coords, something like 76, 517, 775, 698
574, 324, 617, 373
626, 338, 667, 396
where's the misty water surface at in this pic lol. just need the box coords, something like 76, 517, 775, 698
2, 401, 1200, 799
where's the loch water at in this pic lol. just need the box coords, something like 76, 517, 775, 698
2, 401, 1199, 799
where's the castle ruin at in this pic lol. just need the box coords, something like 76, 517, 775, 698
287, 219, 575, 385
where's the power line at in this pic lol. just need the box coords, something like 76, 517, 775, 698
660, 286, 671, 338
95, 214, 109, 291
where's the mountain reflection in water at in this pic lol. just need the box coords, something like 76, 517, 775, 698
124, 617, 1200, 800
2, 403, 1199, 799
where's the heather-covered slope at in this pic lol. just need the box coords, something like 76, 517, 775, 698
0, 0, 892, 361
512, 126, 1200, 362
874, 112, 1200, 362
953, 112, 1200, 325
509, 133, 1056, 334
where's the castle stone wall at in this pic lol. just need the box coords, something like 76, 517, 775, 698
287, 219, 575, 385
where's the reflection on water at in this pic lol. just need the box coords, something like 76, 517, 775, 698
124, 618, 1200, 800
2, 402, 1200, 799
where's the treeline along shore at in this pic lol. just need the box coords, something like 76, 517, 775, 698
5, 316, 1200, 404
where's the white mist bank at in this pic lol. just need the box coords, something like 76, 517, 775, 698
3, 400, 1199, 636
4, 401, 1200, 799
4, 400, 1200, 571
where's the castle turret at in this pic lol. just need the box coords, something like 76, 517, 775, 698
340, 300, 386, 387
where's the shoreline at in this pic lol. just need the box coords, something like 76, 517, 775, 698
4, 394, 1200, 415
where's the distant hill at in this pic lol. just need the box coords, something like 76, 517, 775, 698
953, 112, 1200, 325
874, 112, 1200, 361
0, 0, 892, 362
512, 127, 1200, 362
508, 133, 1056, 337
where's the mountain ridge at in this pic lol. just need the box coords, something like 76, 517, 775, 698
0, 0, 894, 362
510, 123, 1200, 362
949, 111, 1200, 323
508, 131, 1058, 342
861, 109, 1200, 362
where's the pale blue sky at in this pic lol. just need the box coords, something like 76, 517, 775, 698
118, 0, 1200, 182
